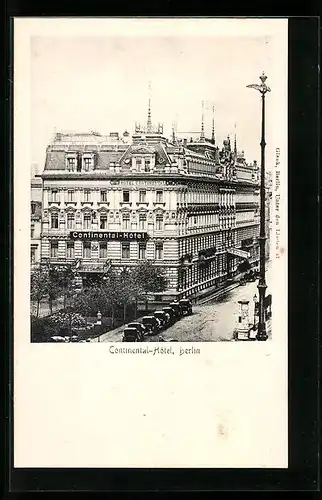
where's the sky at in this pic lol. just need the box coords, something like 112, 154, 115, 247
31, 34, 275, 173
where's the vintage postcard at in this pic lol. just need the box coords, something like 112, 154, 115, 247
14, 18, 288, 468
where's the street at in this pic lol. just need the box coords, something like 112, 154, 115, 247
98, 263, 272, 343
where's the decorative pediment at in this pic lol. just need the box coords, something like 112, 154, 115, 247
80, 206, 94, 214
47, 205, 60, 213
65, 205, 77, 213
131, 143, 155, 154
119, 206, 131, 213
97, 206, 109, 213
137, 207, 149, 213
153, 207, 166, 214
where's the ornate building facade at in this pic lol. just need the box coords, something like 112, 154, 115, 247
40, 109, 260, 300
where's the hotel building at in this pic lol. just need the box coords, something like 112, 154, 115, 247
40, 106, 260, 301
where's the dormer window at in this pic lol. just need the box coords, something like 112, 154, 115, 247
145, 159, 151, 172
67, 157, 76, 172
83, 156, 93, 172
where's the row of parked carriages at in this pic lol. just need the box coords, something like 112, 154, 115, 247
122, 299, 193, 342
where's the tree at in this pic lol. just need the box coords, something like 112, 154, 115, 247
132, 260, 168, 310
51, 261, 79, 309
30, 267, 50, 317
51, 310, 86, 336
73, 285, 110, 317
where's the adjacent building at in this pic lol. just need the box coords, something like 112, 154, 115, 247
31, 165, 42, 265
40, 106, 260, 301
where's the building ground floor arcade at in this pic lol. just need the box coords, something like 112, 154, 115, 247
40, 220, 259, 302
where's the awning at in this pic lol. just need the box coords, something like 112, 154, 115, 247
227, 248, 250, 259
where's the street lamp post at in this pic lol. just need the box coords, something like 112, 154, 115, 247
247, 72, 271, 341
253, 293, 258, 330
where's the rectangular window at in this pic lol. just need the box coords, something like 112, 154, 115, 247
83, 157, 92, 171
123, 190, 130, 203
51, 189, 58, 202
30, 225, 35, 238
99, 242, 107, 259
31, 203, 36, 214
67, 213, 75, 229
51, 213, 59, 229
121, 242, 130, 259
155, 242, 163, 260
156, 190, 163, 203
100, 190, 107, 202
139, 214, 147, 230
139, 190, 146, 203
67, 157, 76, 171
66, 241, 75, 259
67, 190, 74, 202
84, 215, 91, 230
145, 160, 151, 172
84, 189, 91, 202
136, 158, 142, 168
50, 241, 58, 258
100, 215, 107, 229
83, 242, 91, 259
138, 243, 146, 260
155, 215, 163, 231
122, 214, 130, 231
30, 248, 36, 263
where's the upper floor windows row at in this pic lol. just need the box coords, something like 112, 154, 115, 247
49, 189, 164, 204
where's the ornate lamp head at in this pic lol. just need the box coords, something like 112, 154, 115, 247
246, 72, 271, 94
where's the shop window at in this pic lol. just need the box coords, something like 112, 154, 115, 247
66, 241, 75, 259
99, 242, 107, 259
83, 242, 91, 259
138, 243, 146, 260
50, 241, 58, 258
122, 242, 130, 259
155, 242, 163, 260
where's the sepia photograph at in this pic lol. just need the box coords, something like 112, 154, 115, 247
30, 31, 274, 345
14, 18, 288, 469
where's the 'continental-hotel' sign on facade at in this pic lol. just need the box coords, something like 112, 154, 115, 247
70, 231, 149, 241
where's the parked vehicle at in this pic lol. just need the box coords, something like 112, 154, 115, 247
127, 322, 147, 341
162, 307, 177, 325
154, 310, 171, 329
122, 327, 142, 342
178, 299, 193, 316
169, 302, 183, 318
50, 336, 66, 343
142, 316, 162, 335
